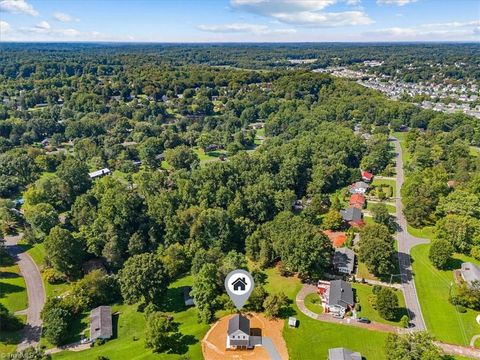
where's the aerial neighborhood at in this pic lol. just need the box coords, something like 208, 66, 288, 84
1, 3, 480, 359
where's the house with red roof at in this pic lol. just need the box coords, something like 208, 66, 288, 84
361, 171, 374, 182
349, 194, 366, 209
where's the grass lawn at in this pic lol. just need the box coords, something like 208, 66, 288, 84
0, 263, 27, 313
392, 132, 411, 165
407, 224, 435, 240
411, 244, 480, 346
371, 178, 396, 197
353, 283, 407, 327
52, 275, 209, 360
263, 267, 302, 300
304, 293, 323, 315
193, 147, 227, 164
366, 202, 396, 214
356, 261, 378, 282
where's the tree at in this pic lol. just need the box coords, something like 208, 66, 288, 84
161, 243, 190, 279
385, 332, 444, 360
0, 304, 22, 331
322, 210, 343, 230
263, 292, 288, 319
435, 214, 480, 253
44, 226, 84, 278
357, 224, 395, 277
428, 239, 454, 269
164, 145, 199, 170
246, 285, 268, 312
145, 312, 179, 352
5, 347, 51, 360
24, 203, 59, 239
70, 270, 120, 311
376, 287, 399, 321
191, 263, 218, 323
118, 253, 169, 306
56, 158, 91, 203
42, 306, 71, 345
139, 137, 163, 168
371, 203, 394, 231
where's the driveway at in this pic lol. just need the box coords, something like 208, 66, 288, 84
391, 138, 429, 331
4, 233, 45, 350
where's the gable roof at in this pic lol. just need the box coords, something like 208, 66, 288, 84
328, 347, 362, 360
361, 171, 373, 181
90, 306, 113, 340
328, 280, 354, 309
323, 230, 348, 248
353, 181, 370, 189
461, 262, 480, 285
228, 314, 250, 336
349, 194, 365, 207
340, 207, 363, 222
333, 248, 355, 273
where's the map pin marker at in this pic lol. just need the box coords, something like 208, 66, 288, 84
225, 269, 255, 310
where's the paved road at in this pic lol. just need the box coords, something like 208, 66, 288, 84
5, 233, 45, 350
296, 285, 480, 359
391, 138, 429, 331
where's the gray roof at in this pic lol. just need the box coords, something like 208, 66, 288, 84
228, 314, 250, 336
461, 262, 480, 286
354, 181, 369, 189
90, 306, 113, 341
340, 207, 363, 222
333, 248, 356, 274
328, 280, 354, 309
328, 348, 362, 360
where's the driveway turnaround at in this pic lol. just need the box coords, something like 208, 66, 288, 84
5, 234, 46, 350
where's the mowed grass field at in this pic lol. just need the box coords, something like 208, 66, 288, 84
411, 244, 480, 346
52, 276, 209, 360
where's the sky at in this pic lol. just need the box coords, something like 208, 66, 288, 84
0, 0, 479, 42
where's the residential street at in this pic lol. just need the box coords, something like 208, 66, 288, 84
5, 233, 45, 350
391, 137, 429, 331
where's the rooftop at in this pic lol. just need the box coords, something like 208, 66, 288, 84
333, 248, 356, 274
90, 306, 113, 341
460, 262, 480, 286
328, 280, 354, 309
328, 347, 362, 360
227, 314, 250, 336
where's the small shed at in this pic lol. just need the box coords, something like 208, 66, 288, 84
90, 306, 113, 341
288, 317, 297, 328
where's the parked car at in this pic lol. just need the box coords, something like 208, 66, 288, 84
357, 317, 371, 324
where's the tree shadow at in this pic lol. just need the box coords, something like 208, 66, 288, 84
0, 271, 21, 279
162, 286, 188, 313
63, 312, 89, 345
442, 257, 463, 271
0, 282, 25, 298
168, 333, 198, 355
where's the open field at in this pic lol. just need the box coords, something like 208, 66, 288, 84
411, 244, 480, 346
53, 275, 209, 360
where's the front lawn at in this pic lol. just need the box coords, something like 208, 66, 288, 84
411, 244, 480, 346
353, 283, 407, 327
304, 293, 323, 315
366, 202, 396, 215
407, 224, 435, 240
52, 275, 209, 360
371, 178, 396, 198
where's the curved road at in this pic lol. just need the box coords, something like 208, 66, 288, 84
391, 137, 429, 331
5, 233, 45, 350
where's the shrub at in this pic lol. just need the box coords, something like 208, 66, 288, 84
43, 268, 66, 284
372, 285, 382, 295
456, 305, 467, 313
368, 294, 377, 309
354, 303, 361, 312
471, 246, 480, 261
400, 315, 409, 328
376, 287, 399, 321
